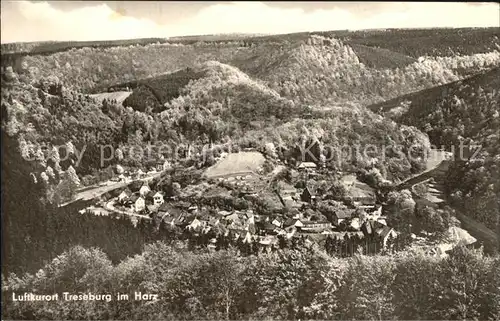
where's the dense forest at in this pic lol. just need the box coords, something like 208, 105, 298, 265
369, 67, 500, 228
2, 243, 499, 320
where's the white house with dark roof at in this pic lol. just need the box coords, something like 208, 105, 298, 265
297, 162, 317, 170
118, 189, 131, 203
152, 191, 164, 205
130, 194, 145, 212
139, 183, 151, 196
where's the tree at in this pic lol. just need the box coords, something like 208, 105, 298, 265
48, 145, 60, 168
58, 165, 81, 200
171, 182, 181, 197
45, 165, 55, 180
65, 141, 75, 155
115, 164, 124, 174
115, 148, 124, 162
386, 189, 416, 232
337, 255, 396, 320
264, 142, 278, 159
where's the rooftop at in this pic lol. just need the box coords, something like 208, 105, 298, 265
298, 162, 317, 169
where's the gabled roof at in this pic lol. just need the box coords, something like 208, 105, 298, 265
334, 210, 353, 219
163, 216, 176, 224
208, 217, 220, 226
130, 194, 143, 203
380, 226, 396, 239
186, 217, 201, 225
259, 221, 277, 231
174, 214, 187, 226
283, 218, 301, 228
119, 189, 132, 197
218, 210, 232, 216
298, 162, 317, 168
302, 220, 331, 226
302, 186, 317, 196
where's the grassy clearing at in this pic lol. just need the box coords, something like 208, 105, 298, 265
204, 151, 266, 178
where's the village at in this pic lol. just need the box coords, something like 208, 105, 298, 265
91, 151, 400, 255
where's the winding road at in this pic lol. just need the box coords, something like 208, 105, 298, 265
60, 172, 162, 207
397, 149, 498, 252
105, 201, 152, 220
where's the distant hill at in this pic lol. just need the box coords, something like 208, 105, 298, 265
118, 68, 207, 113
247, 27, 500, 58
3, 29, 498, 102
158, 61, 303, 125
367, 67, 500, 146
233, 35, 463, 105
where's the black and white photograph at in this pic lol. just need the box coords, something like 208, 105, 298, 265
1, 1, 499, 320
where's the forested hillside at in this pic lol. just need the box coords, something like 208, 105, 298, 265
368, 68, 500, 227
235, 35, 499, 105
4, 30, 499, 103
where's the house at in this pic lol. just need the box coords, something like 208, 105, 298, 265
332, 210, 354, 226
146, 204, 158, 213
174, 214, 187, 228
258, 236, 277, 249
300, 186, 317, 203
157, 203, 182, 217
241, 231, 253, 244
338, 175, 376, 206
285, 226, 297, 238
257, 221, 279, 235
152, 191, 164, 205
376, 226, 398, 247
145, 191, 155, 203
341, 174, 357, 188
271, 217, 283, 228
349, 217, 362, 230
366, 205, 383, 219
361, 220, 375, 236
225, 212, 243, 224
297, 162, 317, 170
137, 169, 145, 176
300, 221, 332, 233
163, 216, 177, 227
130, 195, 145, 212
156, 159, 171, 172
283, 218, 304, 229
139, 183, 151, 196
186, 217, 204, 231
218, 210, 232, 217
208, 217, 220, 227
117, 189, 131, 203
